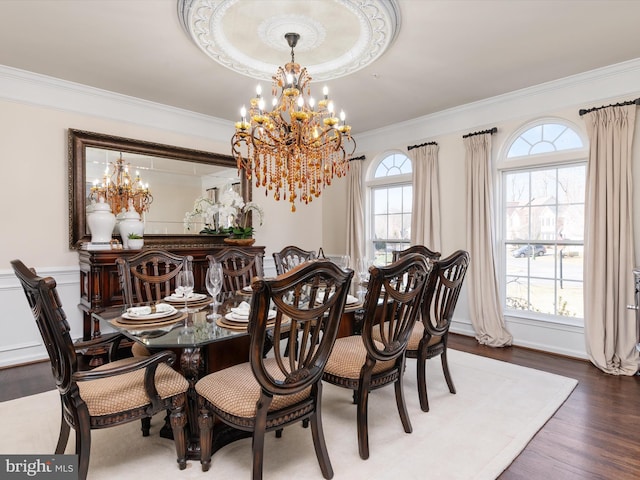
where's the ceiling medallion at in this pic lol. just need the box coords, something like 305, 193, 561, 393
178, 0, 401, 82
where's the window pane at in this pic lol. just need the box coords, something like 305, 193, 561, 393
521, 125, 542, 145
374, 214, 388, 239
373, 188, 387, 214
387, 213, 404, 239
557, 165, 585, 204
555, 129, 583, 150
403, 185, 412, 213
388, 186, 403, 213
542, 124, 567, 142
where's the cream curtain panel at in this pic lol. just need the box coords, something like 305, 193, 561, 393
409, 144, 441, 252
583, 104, 638, 375
464, 133, 513, 347
346, 159, 365, 265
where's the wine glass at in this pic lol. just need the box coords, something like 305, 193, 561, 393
205, 263, 223, 319
176, 270, 195, 312
338, 254, 350, 270
356, 258, 370, 299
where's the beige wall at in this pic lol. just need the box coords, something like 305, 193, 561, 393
0, 99, 326, 270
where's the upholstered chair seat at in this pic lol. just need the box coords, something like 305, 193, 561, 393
196, 359, 311, 421
79, 358, 189, 416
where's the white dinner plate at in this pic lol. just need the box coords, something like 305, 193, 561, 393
225, 310, 276, 323
121, 303, 177, 320
164, 293, 207, 302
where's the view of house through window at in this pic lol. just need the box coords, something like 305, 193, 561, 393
502, 122, 585, 322
369, 153, 412, 264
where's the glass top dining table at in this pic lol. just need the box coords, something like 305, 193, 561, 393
92, 290, 365, 351
91, 292, 254, 350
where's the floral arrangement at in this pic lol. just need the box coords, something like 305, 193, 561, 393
184, 189, 263, 239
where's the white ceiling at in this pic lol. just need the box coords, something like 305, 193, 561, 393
1, 0, 640, 135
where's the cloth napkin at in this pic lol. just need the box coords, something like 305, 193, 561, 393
126, 303, 173, 317
346, 294, 359, 304
173, 287, 194, 298
230, 301, 251, 318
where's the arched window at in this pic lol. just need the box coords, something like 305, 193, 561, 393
366, 152, 412, 264
500, 120, 586, 324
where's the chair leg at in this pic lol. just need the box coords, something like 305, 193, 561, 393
394, 360, 412, 433
417, 355, 430, 412
55, 401, 70, 454
75, 412, 91, 480
198, 407, 214, 472
441, 350, 456, 394
252, 398, 271, 480
169, 398, 188, 470
355, 383, 370, 460
310, 408, 334, 479
141, 417, 151, 437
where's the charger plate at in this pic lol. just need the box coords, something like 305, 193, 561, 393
111, 312, 187, 330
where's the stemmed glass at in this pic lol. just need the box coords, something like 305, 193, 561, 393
176, 270, 195, 312
356, 258, 370, 300
338, 254, 350, 270
205, 263, 223, 320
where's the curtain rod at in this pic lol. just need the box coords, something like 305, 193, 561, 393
579, 97, 640, 116
462, 127, 497, 139
407, 141, 438, 151
350, 155, 366, 161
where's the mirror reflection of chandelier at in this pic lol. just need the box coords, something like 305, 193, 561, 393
89, 153, 153, 215
231, 33, 356, 212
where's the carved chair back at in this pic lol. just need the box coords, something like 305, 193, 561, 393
272, 245, 317, 275
206, 247, 264, 296
116, 249, 192, 304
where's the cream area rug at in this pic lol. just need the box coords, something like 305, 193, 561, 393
1, 350, 577, 480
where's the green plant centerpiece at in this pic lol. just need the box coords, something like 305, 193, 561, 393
184, 188, 263, 239
127, 233, 143, 240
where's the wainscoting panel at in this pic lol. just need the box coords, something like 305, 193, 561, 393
0, 267, 82, 367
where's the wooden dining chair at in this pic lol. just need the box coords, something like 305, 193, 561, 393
405, 250, 470, 412
116, 249, 193, 304
195, 259, 354, 479
11, 259, 190, 480
392, 244, 441, 263
322, 253, 430, 460
272, 245, 317, 275
206, 247, 264, 297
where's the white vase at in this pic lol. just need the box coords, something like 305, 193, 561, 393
86, 197, 116, 244
118, 204, 144, 249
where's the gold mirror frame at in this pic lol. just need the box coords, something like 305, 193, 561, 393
68, 129, 249, 249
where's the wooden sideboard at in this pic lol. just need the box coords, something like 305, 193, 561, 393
78, 245, 265, 340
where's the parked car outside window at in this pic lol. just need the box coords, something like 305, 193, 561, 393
512, 244, 546, 257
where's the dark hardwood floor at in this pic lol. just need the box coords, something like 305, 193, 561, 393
1, 333, 638, 479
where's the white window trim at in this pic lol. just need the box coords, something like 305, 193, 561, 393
496, 118, 588, 328
365, 150, 412, 262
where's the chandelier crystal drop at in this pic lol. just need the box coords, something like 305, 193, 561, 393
231, 32, 356, 212
89, 153, 153, 216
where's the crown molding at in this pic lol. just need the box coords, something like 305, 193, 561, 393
0, 64, 234, 144
356, 57, 640, 152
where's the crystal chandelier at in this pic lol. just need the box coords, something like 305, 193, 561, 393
231, 33, 356, 212
89, 153, 153, 215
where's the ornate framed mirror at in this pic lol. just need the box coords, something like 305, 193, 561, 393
68, 129, 249, 249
